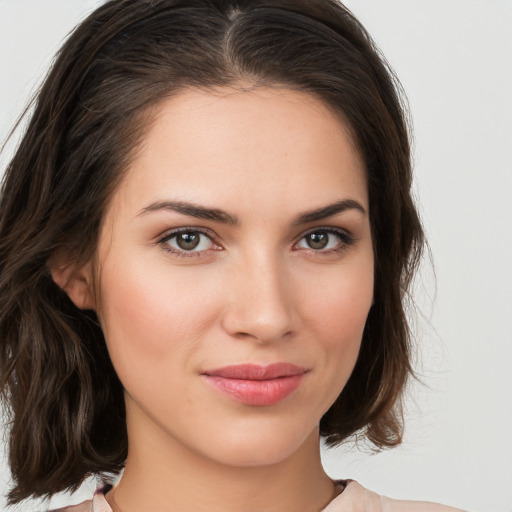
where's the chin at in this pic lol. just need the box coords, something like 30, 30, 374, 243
193, 418, 319, 468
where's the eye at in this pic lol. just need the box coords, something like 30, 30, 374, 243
295, 228, 353, 252
158, 229, 219, 256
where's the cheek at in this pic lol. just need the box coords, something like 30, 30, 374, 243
297, 256, 374, 399
301, 258, 373, 343
96, 254, 222, 376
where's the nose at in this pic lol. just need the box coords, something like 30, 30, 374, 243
220, 253, 294, 344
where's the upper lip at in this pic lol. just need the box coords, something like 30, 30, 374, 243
202, 363, 308, 380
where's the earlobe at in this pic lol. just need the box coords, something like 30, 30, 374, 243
49, 256, 96, 311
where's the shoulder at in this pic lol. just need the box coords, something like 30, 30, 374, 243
49, 502, 93, 512
49, 484, 112, 512
324, 480, 467, 512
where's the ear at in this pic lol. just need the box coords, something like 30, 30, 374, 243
49, 253, 96, 311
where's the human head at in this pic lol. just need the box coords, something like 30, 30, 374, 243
0, 0, 423, 504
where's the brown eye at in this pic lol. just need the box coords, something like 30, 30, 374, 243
161, 230, 215, 254
296, 228, 353, 253
176, 232, 201, 250
305, 232, 329, 250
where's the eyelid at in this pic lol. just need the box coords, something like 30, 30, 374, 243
156, 225, 356, 259
157, 226, 217, 242
157, 227, 222, 258
293, 226, 355, 251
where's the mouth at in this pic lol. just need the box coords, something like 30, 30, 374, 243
201, 363, 308, 406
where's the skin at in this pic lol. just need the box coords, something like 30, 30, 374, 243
57, 86, 374, 511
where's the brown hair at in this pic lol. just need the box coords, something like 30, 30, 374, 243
0, 0, 423, 504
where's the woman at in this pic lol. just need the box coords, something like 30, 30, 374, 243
0, 1, 466, 510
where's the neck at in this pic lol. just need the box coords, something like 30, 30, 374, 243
108, 405, 336, 512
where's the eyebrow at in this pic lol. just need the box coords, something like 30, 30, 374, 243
138, 198, 366, 225
293, 199, 366, 225
138, 200, 239, 224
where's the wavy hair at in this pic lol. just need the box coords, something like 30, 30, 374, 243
0, 0, 423, 504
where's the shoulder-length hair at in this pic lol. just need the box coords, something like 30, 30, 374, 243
0, 0, 423, 504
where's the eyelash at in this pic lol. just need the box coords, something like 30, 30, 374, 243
294, 227, 355, 254
157, 226, 355, 259
158, 227, 220, 259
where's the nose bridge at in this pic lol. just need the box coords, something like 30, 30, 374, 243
222, 247, 293, 343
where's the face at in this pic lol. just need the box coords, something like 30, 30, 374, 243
90, 86, 373, 467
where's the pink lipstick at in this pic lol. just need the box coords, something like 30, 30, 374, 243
202, 363, 307, 406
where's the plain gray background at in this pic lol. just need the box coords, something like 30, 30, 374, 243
0, 1, 511, 511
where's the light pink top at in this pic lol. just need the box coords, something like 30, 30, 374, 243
52, 480, 466, 511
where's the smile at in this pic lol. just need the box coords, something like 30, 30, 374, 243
202, 363, 308, 406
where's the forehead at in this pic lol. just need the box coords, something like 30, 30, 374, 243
111, 86, 367, 216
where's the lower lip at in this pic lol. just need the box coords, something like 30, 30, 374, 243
204, 374, 305, 406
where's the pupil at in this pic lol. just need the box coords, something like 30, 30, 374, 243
307, 232, 328, 249
177, 232, 200, 250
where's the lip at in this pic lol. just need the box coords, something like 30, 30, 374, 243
202, 363, 308, 406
